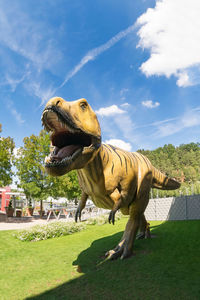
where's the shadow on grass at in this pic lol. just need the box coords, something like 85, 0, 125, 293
27, 220, 200, 300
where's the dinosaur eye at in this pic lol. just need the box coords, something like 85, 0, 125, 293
80, 102, 87, 111
56, 100, 60, 106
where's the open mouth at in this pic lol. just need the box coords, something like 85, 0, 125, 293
42, 107, 96, 167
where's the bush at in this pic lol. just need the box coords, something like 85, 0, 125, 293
14, 213, 122, 242
86, 212, 122, 225
14, 221, 86, 242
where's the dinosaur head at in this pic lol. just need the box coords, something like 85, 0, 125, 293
42, 97, 101, 176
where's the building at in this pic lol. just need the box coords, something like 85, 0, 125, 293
0, 187, 11, 211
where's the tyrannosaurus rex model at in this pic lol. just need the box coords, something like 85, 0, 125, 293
42, 97, 181, 260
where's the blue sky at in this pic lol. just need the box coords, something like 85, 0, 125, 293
1, 0, 200, 152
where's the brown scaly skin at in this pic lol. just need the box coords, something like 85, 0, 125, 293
42, 97, 181, 260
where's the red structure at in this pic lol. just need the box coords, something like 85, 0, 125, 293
0, 187, 11, 211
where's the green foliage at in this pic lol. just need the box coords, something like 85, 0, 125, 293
64, 170, 81, 200
14, 130, 81, 201
86, 212, 122, 225
47, 170, 81, 200
0, 135, 15, 186
14, 221, 86, 242
138, 142, 200, 197
14, 130, 50, 200
15, 213, 121, 242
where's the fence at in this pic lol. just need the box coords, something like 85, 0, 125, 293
145, 194, 200, 221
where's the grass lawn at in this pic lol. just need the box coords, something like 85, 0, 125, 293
0, 218, 199, 300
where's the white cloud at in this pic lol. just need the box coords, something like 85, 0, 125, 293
4, 72, 29, 92
25, 81, 56, 105
176, 72, 191, 87
136, 0, 200, 86
0, 6, 62, 71
113, 114, 136, 142
120, 102, 130, 108
0, 4, 62, 105
132, 106, 200, 142
105, 139, 132, 151
181, 111, 200, 128
153, 107, 200, 137
142, 100, 160, 108
137, 117, 178, 129
95, 105, 126, 117
59, 24, 135, 88
6, 100, 24, 124
120, 88, 129, 96
97, 105, 141, 149
120, 88, 129, 101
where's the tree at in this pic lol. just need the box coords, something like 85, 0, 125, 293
14, 130, 50, 211
46, 170, 81, 204
137, 142, 200, 196
64, 170, 81, 203
14, 130, 81, 213
0, 124, 15, 186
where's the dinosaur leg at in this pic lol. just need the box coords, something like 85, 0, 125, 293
75, 192, 88, 222
108, 199, 122, 225
105, 181, 151, 260
105, 206, 141, 260
136, 214, 151, 239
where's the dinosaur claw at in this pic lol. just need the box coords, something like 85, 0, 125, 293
105, 248, 123, 260
108, 210, 116, 225
75, 213, 78, 223
105, 250, 111, 258
108, 211, 112, 224
136, 232, 145, 240
104, 237, 133, 260
112, 214, 115, 225
75, 209, 81, 222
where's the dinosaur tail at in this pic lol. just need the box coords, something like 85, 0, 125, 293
151, 166, 181, 190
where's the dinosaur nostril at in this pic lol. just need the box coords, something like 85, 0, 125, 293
56, 100, 60, 106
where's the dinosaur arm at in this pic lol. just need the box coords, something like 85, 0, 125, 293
108, 188, 122, 224
75, 192, 88, 222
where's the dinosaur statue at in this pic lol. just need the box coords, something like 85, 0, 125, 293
42, 97, 181, 260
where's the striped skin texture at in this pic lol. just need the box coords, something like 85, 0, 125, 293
76, 143, 180, 259
77, 143, 180, 212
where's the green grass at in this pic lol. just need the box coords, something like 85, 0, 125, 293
0, 218, 199, 300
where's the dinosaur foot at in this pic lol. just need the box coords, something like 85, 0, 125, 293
108, 210, 117, 225
136, 232, 145, 240
136, 231, 151, 239
136, 224, 151, 240
105, 240, 132, 260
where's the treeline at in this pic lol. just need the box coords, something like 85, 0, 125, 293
138, 143, 200, 197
